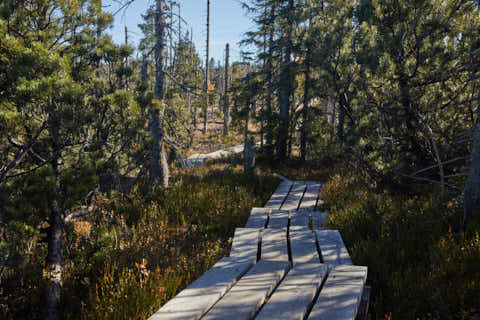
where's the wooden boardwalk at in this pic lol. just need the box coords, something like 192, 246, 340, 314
149, 178, 369, 320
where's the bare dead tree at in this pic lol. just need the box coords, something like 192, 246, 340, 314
149, 0, 169, 188
223, 43, 230, 135
203, 0, 210, 135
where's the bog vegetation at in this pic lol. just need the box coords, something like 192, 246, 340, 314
1, 0, 480, 319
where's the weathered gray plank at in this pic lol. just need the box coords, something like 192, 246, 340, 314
356, 285, 371, 320
311, 211, 328, 229
230, 228, 260, 262
289, 227, 320, 265
316, 199, 325, 210
289, 209, 311, 228
315, 230, 352, 265
264, 181, 292, 209
326, 265, 367, 284
267, 210, 289, 229
261, 228, 289, 262
256, 261, 327, 320
148, 257, 253, 320
299, 182, 321, 211
245, 207, 269, 229
202, 259, 291, 320
281, 181, 307, 211
308, 265, 367, 320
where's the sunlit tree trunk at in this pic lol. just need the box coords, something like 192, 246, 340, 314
149, 0, 169, 188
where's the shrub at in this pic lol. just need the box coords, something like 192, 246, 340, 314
323, 171, 480, 319
1, 161, 278, 319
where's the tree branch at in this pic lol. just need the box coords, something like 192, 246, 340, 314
63, 190, 97, 224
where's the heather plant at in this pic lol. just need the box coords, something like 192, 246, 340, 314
0, 162, 277, 319
322, 171, 480, 319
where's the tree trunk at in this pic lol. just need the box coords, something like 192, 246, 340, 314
301, 17, 312, 162
330, 98, 336, 140
124, 26, 129, 90
265, 2, 275, 150
193, 68, 198, 129
223, 43, 230, 135
149, 0, 169, 188
45, 126, 63, 320
337, 104, 345, 142
464, 95, 480, 232
169, 0, 173, 68
203, 0, 210, 135
277, 0, 294, 160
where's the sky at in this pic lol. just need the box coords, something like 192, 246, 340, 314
104, 0, 255, 63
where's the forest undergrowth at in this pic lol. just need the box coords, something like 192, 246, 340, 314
322, 173, 480, 320
3, 150, 480, 320
0, 162, 278, 320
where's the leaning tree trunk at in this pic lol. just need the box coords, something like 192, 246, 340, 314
149, 0, 169, 188
463, 96, 480, 232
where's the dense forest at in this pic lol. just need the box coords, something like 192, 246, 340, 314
1, 0, 480, 319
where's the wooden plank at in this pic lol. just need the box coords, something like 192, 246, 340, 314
308, 283, 364, 320
230, 228, 260, 262
264, 181, 292, 209
355, 285, 371, 320
299, 182, 321, 211
256, 262, 328, 320
281, 181, 307, 211
289, 209, 310, 228
267, 210, 289, 229
311, 211, 328, 229
245, 207, 269, 229
148, 257, 253, 320
261, 228, 289, 262
289, 227, 320, 265
315, 230, 352, 265
308, 265, 367, 320
316, 199, 325, 210
326, 265, 367, 284
202, 259, 291, 320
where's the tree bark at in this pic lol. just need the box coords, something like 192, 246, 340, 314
265, 2, 275, 150
124, 26, 129, 90
193, 67, 198, 129
301, 16, 312, 162
277, 0, 294, 160
149, 0, 169, 188
203, 0, 210, 135
330, 98, 336, 140
337, 103, 345, 142
464, 94, 480, 232
45, 125, 63, 320
223, 43, 230, 135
